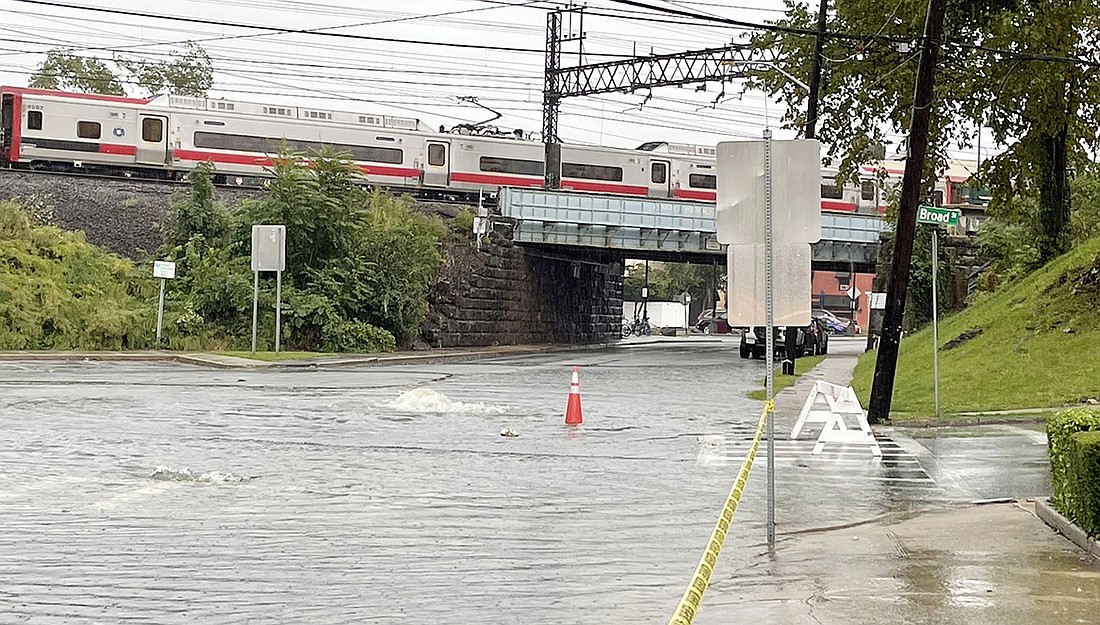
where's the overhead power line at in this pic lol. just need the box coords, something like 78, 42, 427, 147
8, 0, 629, 57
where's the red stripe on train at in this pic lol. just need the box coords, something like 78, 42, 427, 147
561, 180, 649, 195
821, 200, 858, 212
450, 171, 551, 188
452, 171, 649, 195
174, 149, 419, 178
674, 189, 716, 201
99, 143, 137, 156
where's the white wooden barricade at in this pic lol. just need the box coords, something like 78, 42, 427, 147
790, 381, 882, 457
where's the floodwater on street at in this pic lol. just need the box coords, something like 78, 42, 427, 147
0, 341, 1092, 624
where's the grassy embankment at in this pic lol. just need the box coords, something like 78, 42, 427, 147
747, 355, 826, 401
851, 234, 1100, 420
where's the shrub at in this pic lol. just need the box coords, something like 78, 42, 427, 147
1046, 408, 1100, 519
321, 319, 395, 353
1067, 431, 1100, 537
0, 201, 156, 349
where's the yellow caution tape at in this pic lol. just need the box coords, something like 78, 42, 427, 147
667, 401, 772, 625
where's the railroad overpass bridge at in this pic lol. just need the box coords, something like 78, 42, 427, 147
419, 187, 889, 348
495, 187, 885, 271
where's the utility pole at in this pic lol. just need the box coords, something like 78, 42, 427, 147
804, 0, 828, 140
543, 10, 562, 190
787, 0, 829, 373
867, 0, 949, 423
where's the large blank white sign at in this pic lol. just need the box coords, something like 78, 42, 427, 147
727, 242, 812, 327
716, 140, 823, 245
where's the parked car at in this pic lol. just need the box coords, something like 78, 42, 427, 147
694, 309, 732, 334
739, 320, 828, 359
813, 309, 860, 335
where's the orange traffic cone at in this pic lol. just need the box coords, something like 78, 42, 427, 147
565, 366, 583, 425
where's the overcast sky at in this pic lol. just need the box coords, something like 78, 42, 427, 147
0, 0, 994, 161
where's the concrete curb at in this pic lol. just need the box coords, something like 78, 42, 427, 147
0, 342, 633, 370
1035, 497, 1100, 562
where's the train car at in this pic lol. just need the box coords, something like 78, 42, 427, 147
0, 85, 962, 216
1, 87, 153, 171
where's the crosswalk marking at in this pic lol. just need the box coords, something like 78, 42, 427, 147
697, 432, 938, 488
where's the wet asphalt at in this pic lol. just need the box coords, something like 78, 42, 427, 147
0, 339, 1093, 624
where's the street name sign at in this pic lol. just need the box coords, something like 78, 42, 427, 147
916, 205, 961, 227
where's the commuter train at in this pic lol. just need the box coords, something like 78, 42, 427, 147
2, 85, 954, 212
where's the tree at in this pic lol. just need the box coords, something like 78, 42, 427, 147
29, 43, 214, 97
752, 0, 1100, 264
622, 261, 723, 304
115, 43, 214, 97
28, 50, 126, 95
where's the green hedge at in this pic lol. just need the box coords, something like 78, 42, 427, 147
1046, 408, 1100, 532
1068, 431, 1100, 537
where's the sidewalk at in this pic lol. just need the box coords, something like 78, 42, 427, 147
722, 336, 1100, 625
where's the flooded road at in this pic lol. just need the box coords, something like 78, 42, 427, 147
0, 343, 1090, 624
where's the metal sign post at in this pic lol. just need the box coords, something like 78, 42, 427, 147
152, 261, 176, 348
717, 136, 821, 548
250, 225, 287, 354
916, 205, 960, 418
931, 228, 940, 417
763, 129, 776, 546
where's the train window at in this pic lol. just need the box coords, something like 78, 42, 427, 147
77, 121, 101, 139
342, 145, 403, 164
820, 183, 843, 199
688, 173, 716, 189
651, 162, 667, 185
27, 110, 43, 130
193, 131, 403, 164
479, 156, 544, 176
861, 181, 876, 201
142, 118, 163, 143
563, 163, 623, 182
428, 144, 446, 167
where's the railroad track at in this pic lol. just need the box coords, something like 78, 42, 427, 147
0, 166, 497, 207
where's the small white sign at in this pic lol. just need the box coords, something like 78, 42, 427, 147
869, 292, 887, 310
153, 260, 176, 279
845, 285, 862, 301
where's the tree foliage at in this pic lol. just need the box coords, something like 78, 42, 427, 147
29, 43, 214, 97
623, 261, 724, 305
28, 50, 126, 95
159, 150, 446, 352
114, 43, 214, 97
752, 0, 1100, 264
0, 201, 155, 349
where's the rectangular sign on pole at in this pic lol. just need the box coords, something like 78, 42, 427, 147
916, 205, 961, 227
251, 225, 287, 352
251, 225, 287, 272
715, 139, 823, 245
152, 260, 176, 347
727, 242, 813, 327
153, 260, 176, 279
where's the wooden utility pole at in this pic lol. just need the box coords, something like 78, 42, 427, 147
804, 0, 828, 139
867, 0, 949, 423
787, 0, 829, 372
